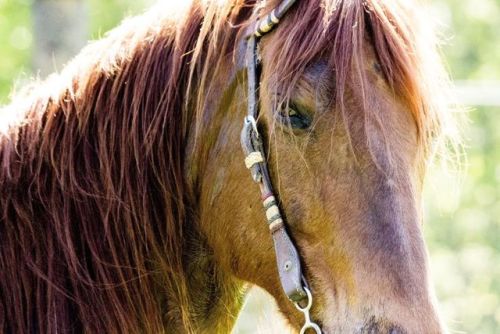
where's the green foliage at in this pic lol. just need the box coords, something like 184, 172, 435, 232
424, 1, 500, 333
0, 0, 153, 104
87, 0, 154, 39
425, 106, 500, 333
434, 0, 500, 80
0, 1, 498, 333
0, 0, 32, 104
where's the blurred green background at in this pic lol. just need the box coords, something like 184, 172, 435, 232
0, 0, 498, 333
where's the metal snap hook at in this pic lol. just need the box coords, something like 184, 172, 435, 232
294, 286, 322, 334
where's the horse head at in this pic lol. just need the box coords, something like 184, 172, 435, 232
197, 1, 450, 333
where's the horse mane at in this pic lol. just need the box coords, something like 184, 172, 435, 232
0, 0, 453, 332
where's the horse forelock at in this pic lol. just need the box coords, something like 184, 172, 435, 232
259, 0, 458, 169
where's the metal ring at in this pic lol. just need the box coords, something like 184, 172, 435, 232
300, 322, 322, 334
295, 286, 313, 312
295, 286, 322, 333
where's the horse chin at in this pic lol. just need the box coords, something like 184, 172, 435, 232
307, 289, 410, 334
315, 302, 443, 334
356, 318, 407, 334
318, 318, 407, 334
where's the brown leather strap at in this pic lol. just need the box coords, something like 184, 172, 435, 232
271, 224, 307, 302
240, 28, 307, 303
239, 2, 322, 332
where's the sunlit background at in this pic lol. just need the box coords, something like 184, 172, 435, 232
0, 0, 498, 333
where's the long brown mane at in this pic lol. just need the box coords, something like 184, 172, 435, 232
0, 0, 452, 332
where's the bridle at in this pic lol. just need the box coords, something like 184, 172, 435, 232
240, 1, 322, 333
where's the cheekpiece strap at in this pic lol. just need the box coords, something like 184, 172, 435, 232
240, 0, 317, 309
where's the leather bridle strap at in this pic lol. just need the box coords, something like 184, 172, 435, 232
240, 1, 322, 333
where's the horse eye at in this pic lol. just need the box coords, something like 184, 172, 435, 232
278, 103, 312, 130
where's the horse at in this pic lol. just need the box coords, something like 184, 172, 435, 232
0, 0, 456, 332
